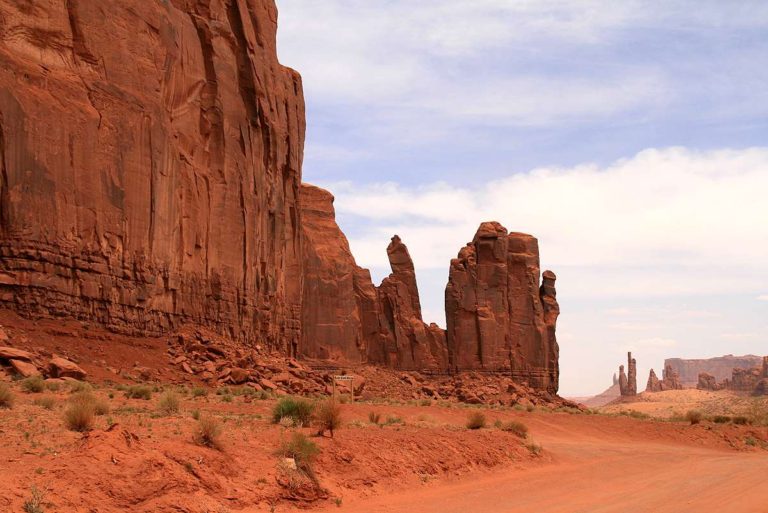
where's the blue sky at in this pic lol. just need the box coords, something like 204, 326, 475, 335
276, 0, 768, 395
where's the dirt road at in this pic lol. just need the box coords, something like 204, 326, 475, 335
319, 415, 768, 513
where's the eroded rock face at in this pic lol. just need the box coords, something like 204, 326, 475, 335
619, 352, 637, 396
665, 355, 763, 387
445, 222, 560, 392
646, 364, 683, 392
0, 0, 305, 352
697, 372, 722, 391
299, 184, 368, 362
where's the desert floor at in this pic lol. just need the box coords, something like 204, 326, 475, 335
1, 381, 767, 513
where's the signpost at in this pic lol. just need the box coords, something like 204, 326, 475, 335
332, 375, 355, 404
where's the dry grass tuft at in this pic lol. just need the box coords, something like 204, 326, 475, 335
194, 415, 224, 450
466, 411, 487, 430
21, 376, 45, 393
685, 409, 703, 425
501, 420, 529, 438
157, 391, 181, 415
0, 383, 14, 409
315, 399, 343, 438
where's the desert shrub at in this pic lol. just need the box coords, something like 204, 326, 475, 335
193, 416, 223, 450
278, 432, 320, 476
368, 411, 381, 425
419, 399, 432, 407
0, 383, 14, 409
384, 415, 403, 426
627, 409, 650, 420
191, 409, 201, 420
501, 420, 529, 438
745, 436, 758, 447
21, 376, 45, 393
466, 411, 487, 430
733, 416, 750, 425
125, 385, 152, 400
45, 381, 60, 392
525, 441, 543, 456
685, 409, 703, 425
64, 397, 95, 432
69, 381, 92, 393
712, 415, 732, 424
272, 397, 315, 427
315, 399, 342, 438
191, 387, 208, 398
157, 391, 181, 415
94, 397, 110, 416
33, 396, 56, 410
221, 394, 233, 403
525, 404, 535, 413
23, 485, 45, 513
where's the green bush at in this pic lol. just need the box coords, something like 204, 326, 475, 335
125, 385, 152, 400
272, 397, 315, 427
278, 432, 320, 477
466, 411, 486, 430
685, 410, 703, 425
21, 376, 45, 394
0, 383, 14, 409
157, 391, 181, 415
501, 420, 529, 438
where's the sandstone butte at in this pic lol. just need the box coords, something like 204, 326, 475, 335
0, 0, 561, 392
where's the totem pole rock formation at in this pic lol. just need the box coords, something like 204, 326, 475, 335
445, 222, 560, 392
0, 0, 564, 393
646, 364, 683, 392
619, 352, 637, 396
0, 0, 305, 354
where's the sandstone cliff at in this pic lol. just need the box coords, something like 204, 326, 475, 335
0, 0, 305, 353
0, 1, 563, 393
666, 355, 763, 386
444, 222, 560, 392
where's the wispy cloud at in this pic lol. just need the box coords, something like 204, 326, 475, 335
324, 147, 768, 301
758, 295, 768, 301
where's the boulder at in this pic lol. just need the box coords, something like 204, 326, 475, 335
9, 359, 40, 378
48, 357, 87, 380
229, 368, 250, 385
0, 347, 33, 362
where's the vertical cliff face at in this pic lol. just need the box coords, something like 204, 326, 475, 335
298, 191, 447, 369
373, 236, 448, 370
299, 184, 366, 362
0, 0, 305, 350
444, 222, 560, 392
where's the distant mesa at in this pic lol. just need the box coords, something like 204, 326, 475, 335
665, 355, 764, 387
697, 356, 768, 396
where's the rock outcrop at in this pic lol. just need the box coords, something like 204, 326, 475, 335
665, 355, 763, 387
619, 352, 637, 396
299, 187, 447, 370
444, 223, 560, 392
0, 0, 305, 352
0, 1, 564, 393
646, 363, 683, 392
299, 184, 369, 362
697, 372, 723, 391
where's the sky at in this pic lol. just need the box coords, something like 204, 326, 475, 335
275, 0, 768, 396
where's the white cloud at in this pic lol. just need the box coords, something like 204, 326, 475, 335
323, 147, 768, 299
758, 295, 768, 301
